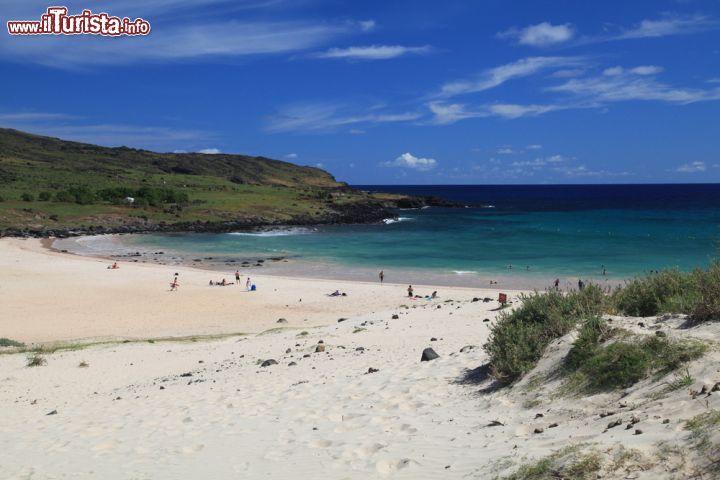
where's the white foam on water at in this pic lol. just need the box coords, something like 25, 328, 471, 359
227, 227, 315, 237
452, 270, 478, 275
382, 217, 413, 224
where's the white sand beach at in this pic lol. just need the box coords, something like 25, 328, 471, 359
1, 238, 719, 479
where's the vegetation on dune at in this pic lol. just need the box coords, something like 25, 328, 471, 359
501, 446, 602, 480
0, 128, 415, 233
483, 285, 606, 382
685, 410, 720, 474
26, 353, 46, 367
611, 269, 698, 317
562, 318, 706, 393
611, 262, 720, 322
484, 262, 718, 386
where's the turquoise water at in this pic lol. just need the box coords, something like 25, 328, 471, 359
121, 184, 720, 280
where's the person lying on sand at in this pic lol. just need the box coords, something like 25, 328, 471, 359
328, 290, 347, 297
107, 262, 119, 269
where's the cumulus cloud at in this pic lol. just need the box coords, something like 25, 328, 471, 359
676, 161, 707, 173
314, 45, 432, 60
526, 144, 543, 150
197, 148, 221, 154
499, 22, 575, 47
384, 152, 437, 171
285, 153, 298, 159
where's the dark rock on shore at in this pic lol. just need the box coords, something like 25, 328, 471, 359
421, 348, 439, 362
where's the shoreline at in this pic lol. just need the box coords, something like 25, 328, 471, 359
1, 237, 526, 345
48, 233, 626, 292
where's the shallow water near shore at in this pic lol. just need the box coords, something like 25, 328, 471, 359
54, 184, 720, 289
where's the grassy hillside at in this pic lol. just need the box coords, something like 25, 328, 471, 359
0, 128, 408, 235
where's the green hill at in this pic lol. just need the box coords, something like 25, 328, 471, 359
0, 128, 409, 236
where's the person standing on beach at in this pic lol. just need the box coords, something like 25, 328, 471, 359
554, 278, 560, 291
407, 285, 413, 297
235, 270, 240, 285
379, 270, 384, 284
246, 277, 251, 290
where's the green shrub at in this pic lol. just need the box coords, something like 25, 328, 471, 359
54, 190, 75, 203
484, 285, 606, 382
38, 191, 52, 201
0, 337, 25, 347
20, 192, 34, 201
691, 262, 720, 323
563, 319, 707, 393
612, 269, 697, 317
503, 446, 602, 480
26, 353, 47, 367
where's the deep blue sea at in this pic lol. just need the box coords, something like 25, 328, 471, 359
117, 184, 720, 283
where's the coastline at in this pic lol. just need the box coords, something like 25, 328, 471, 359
49, 233, 626, 292
1, 237, 526, 345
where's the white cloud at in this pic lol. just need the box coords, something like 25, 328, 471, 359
630, 65, 664, 75
497, 147, 515, 155
314, 44, 432, 60
0, 19, 347, 67
384, 152, 437, 171
284, 153, 298, 159
550, 68, 586, 78
553, 165, 630, 177
615, 14, 716, 40
602, 66, 625, 76
427, 101, 565, 124
427, 102, 485, 124
197, 148, 221, 154
499, 22, 575, 47
550, 70, 720, 104
438, 56, 584, 97
526, 144, 543, 150
603, 65, 664, 76
488, 103, 561, 119
511, 155, 568, 168
359, 20, 376, 32
349, 128, 366, 135
265, 103, 420, 133
676, 161, 707, 173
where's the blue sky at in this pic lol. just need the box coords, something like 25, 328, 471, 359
2, 0, 720, 184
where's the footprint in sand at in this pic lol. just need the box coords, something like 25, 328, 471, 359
375, 458, 418, 476
309, 438, 333, 448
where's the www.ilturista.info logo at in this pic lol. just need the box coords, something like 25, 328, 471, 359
7, 7, 151, 36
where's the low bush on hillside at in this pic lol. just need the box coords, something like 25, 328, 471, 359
26, 353, 47, 367
611, 269, 697, 317
484, 285, 606, 382
691, 262, 720, 323
0, 337, 25, 348
503, 445, 602, 480
562, 318, 707, 393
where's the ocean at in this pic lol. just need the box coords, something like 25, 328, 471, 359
64, 184, 720, 288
